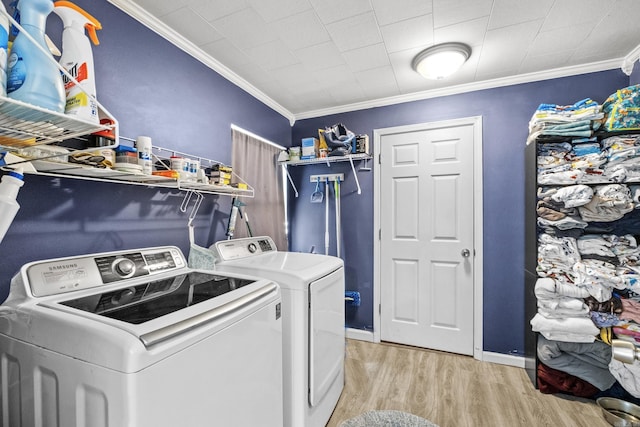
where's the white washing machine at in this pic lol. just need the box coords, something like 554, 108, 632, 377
210, 236, 345, 427
0, 246, 283, 427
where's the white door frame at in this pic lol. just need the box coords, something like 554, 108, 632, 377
372, 116, 484, 361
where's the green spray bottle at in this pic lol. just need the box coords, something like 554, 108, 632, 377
53, 1, 101, 123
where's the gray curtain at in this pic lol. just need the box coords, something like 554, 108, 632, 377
231, 129, 288, 251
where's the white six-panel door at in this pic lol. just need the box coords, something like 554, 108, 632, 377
377, 119, 478, 356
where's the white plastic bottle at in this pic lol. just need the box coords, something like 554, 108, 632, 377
135, 135, 152, 175
53, 1, 102, 123
0, 168, 24, 244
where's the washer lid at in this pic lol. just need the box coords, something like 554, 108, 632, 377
58, 271, 256, 324
217, 251, 343, 287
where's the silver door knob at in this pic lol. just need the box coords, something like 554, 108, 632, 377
461, 249, 471, 258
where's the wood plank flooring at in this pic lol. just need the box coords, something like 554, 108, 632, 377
326, 339, 611, 427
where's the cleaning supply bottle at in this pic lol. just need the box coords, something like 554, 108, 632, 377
53, 1, 101, 123
0, 3, 9, 96
134, 135, 152, 175
0, 167, 24, 244
7, 0, 65, 112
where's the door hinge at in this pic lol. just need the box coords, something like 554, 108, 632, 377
378, 153, 381, 164
378, 229, 381, 240
379, 303, 381, 315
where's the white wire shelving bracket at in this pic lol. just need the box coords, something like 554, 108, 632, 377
280, 153, 369, 196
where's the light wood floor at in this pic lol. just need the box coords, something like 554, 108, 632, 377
326, 339, 611, 427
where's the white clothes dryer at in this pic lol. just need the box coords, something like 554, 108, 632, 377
0, 246, 283, 427
210, 236, 345, 427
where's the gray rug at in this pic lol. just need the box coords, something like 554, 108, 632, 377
339, 410, 439, 427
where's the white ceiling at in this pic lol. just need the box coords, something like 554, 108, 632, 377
111, 0, 640, 122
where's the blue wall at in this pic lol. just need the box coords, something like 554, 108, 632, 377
290, 70, 630, 355
0, 0, 291, 302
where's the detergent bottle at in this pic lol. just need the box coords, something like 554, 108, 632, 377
0, 2, 9, 96
53, 1, 101, 123
7, 0, 65, 112
0, 167, 24, 244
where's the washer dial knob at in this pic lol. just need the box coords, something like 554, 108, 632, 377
113, 258, 136, 278
247, 243, 257, 253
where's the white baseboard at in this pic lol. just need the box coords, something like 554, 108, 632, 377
481, 351, 525, 368
345, 328, 375, 342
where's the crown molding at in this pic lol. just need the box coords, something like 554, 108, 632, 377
622, 43, 640, 76
106, 0, 296, 125
293, 58, 623, 121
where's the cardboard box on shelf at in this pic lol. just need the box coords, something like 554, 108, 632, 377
301, 137, 318, 159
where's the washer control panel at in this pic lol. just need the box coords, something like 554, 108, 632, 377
212, 236, 277, 261
25, 247, 186, 297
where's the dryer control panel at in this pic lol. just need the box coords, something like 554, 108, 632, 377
212, 236, 277, 261
24, 246, 186, 297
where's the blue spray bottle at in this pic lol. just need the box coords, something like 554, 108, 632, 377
7, 0, 65, 112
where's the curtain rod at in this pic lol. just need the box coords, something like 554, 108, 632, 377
231, 124, 285, 150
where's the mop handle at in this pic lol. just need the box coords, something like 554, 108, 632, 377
335, 178, 340, 258
325, 178, 330, 255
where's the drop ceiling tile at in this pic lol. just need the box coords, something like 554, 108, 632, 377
432, 0, 493, 29
188, 0, 248, 22
294, 41, 346, 71
573, 19, 640, 61
244, 39, 300, 71
541, 0, 612, 32
160, 7, 222, 46
342, 43, 390, 72
326, 12, 383, 52
355, 66, 400, 97
370, 0, 432, 26
487, 0, 554, 30
311, 64, 359, 88
309, 0, 373, 24
133, 0, 191, 17
200, 38, 253, 69
433, 17, 488, 46
274, 10, 331, 51
527, 25, 592, 58
211, 8, 278, 50
519, 51, 572, 74
272, 63, 319, 89
380, 14, 433, 53
247, 0, 313, 23
476, 20, 543, 77
328, 82, 366, 105
234, 63, 276, 87
569, 2, 640, 62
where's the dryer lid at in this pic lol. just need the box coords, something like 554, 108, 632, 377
216, 251, 343, 288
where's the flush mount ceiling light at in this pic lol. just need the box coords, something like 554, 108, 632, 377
412, 42, 472, 80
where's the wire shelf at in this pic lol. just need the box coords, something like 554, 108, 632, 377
280, 152, 371, 166
0, 95, 114, 148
